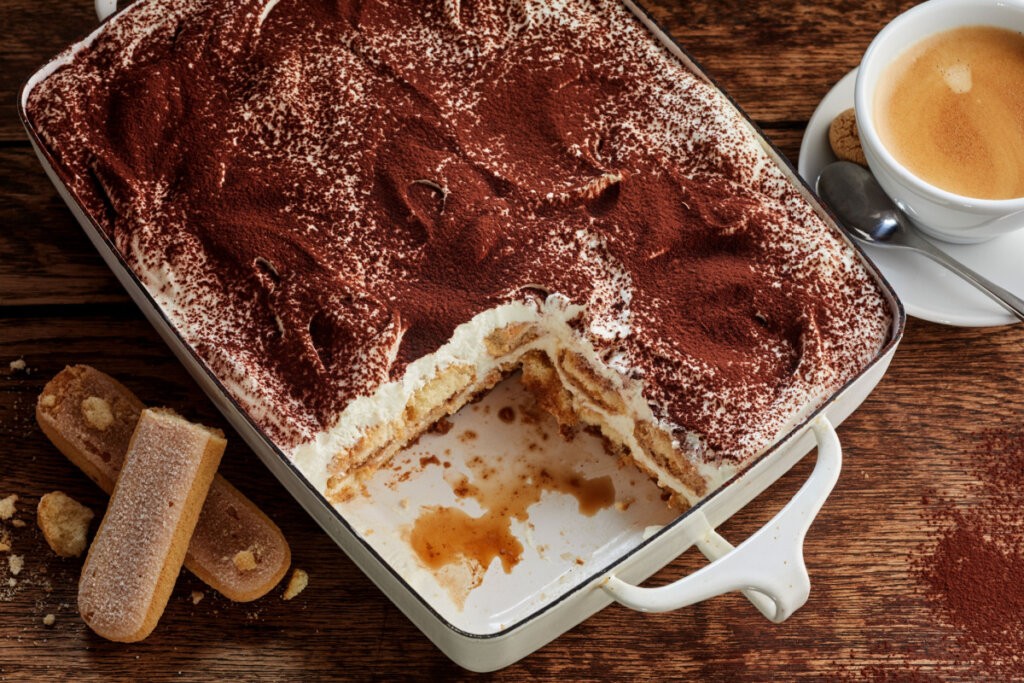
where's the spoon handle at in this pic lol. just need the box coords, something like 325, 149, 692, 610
900, 229, 1024, 323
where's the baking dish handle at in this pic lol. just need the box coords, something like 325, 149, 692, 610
600, 415, 841, 623
95, 0, 116, 22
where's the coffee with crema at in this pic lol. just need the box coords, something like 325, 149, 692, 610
874, 25, 1024, 200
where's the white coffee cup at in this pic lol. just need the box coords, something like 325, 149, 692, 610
854, 0, 1024, 244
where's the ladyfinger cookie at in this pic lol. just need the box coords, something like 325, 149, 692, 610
80, 408, 225, 641
36, 366, 290, 601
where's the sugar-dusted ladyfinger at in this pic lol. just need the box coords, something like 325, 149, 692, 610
80, 408, 226, 641
36, 366, 290, 601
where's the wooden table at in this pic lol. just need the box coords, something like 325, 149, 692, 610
2, 1, 1022, 679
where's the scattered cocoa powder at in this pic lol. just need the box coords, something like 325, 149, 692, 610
843, 430, 1024, 679
25, 0, 889, 462
907, 431, 1024, 677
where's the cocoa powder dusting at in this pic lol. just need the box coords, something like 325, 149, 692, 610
26, 0, 890, 466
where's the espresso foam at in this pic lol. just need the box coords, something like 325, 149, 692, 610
874, 26, 1024, 200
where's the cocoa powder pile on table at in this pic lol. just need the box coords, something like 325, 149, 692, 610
838, 430, 1024, 681
908, 430, 1024, 677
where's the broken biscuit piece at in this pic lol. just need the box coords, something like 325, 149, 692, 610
232, 549, 257, 572
38, 491, 95, 558
81, 396, 114, 431
0, 495, 18, 520
282, 569, 308, 601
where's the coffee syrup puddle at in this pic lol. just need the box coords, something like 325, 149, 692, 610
400, 395, 618, 608
409, 451, 617, 575
341, 374, 675, 616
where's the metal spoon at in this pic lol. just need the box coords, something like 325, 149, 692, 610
817, 161, 1024, 323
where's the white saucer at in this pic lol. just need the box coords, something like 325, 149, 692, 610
799, 68, 1024, 328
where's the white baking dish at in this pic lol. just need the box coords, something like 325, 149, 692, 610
20, 0, 905, 671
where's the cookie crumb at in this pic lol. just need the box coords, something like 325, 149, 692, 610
282, 568, 308, 600
0, 495, 18, 520
191, 590, 204, 605
42, 614, 55, 627
829, 108, 868, 166
37, 491, 95, 558
7, 577, 15, 588
232, 549, 257, 572
9, 359, 26, 372
81, 396, 114, 431
11, 519, 25, 528
9, 555, 24, 576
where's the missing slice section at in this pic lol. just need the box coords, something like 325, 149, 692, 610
308, 310, 712, 508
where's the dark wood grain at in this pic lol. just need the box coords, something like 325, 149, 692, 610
0, 0, 97, 142
0, 148, 125, 306
2, 0, 1023, 680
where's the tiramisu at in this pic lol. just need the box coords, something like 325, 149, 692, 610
27, 0, 891, 506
